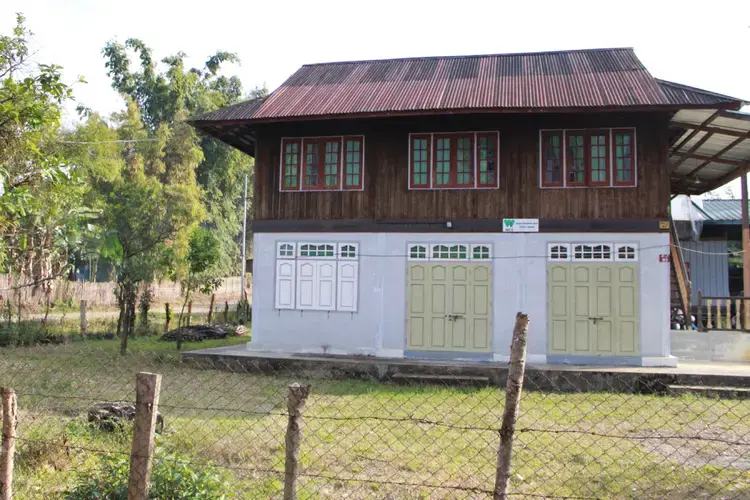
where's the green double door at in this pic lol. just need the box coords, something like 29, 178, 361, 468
407, 263, 492, 352
548, 264, 639, 356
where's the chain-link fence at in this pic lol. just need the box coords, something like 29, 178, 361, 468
1, 337, 749, 498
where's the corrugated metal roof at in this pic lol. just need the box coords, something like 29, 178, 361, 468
696, 199, 745, 222
656, 79, 746, 106
192, 48, 746, 124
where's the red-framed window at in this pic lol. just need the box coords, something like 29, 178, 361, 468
410, 134, 431, 188
612, 129, 636, 186
280, 136, 365, 192
541, 131, 563, 187
281, 138, 301, 190
409, 131, 498, 189
343, 136, 363, 190
476, 132, 499, 188
541, 128, 634, 188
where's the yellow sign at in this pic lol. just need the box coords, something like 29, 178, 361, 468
659, 221, 670, 230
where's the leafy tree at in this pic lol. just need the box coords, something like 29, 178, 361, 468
102, 39, 265, 274
83, 98, 204, 353
0, 14, 80, 316
177, 227, 221, 347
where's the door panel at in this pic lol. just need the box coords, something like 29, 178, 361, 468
548, 263, 639, 356
407, 263, 492, 352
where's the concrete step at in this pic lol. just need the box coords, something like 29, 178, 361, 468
668, 384, 750, 399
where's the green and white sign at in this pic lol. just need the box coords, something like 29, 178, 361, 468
502, 218, 539, 233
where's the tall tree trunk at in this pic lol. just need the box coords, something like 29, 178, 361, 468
116, 286, 125, 339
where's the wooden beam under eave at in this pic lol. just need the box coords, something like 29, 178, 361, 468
672, 134, 750, 191
669, 121, 750, 140
669, 110, 722, 155
669, 131, 715, 172
674, 153, 748, 167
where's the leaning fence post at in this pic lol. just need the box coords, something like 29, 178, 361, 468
284, 383, 311, 500
127, 372, 162, 500
494, 312, 530, 500
1, 388, 17, 500
80, 300, 88, 336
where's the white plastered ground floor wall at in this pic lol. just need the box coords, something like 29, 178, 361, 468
249, 232, 674, 366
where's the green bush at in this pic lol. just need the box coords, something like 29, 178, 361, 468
65, 451, 228, 499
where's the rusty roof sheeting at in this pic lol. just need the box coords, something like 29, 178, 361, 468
192, 48, 746, 124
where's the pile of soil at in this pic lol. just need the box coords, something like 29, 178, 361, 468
161, 324, 227, 342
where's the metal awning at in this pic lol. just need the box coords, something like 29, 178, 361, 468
670, 109, 750, 195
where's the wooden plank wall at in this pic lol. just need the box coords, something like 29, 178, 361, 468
253, 112, 672, 221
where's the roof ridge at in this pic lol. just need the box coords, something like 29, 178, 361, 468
301, 47, 636, 68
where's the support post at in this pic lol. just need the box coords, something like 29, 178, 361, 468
80, 300, 88, 336
1, 388, 17, 500
127, 373, 162, 500
743, 171, 750, 298
240, 174, 248, 303
284, 383, 311, 500
494, 313, 530, 500
697, 290, 703, 332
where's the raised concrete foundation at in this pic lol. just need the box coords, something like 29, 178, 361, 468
671, 330, 750, 363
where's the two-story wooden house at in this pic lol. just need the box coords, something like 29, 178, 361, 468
191, 48, 747, 367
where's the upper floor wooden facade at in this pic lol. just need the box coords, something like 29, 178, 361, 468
252, 112, 672, 223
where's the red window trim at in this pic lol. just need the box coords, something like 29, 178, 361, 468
563, 129, 610, 187
476, 132, 500, 188
342, 136, 364, 191
612, 128, 636, 187
542, 127, 637, 189
540, 131, 564, 188
587, 129, 611, 187
432, 133, 474, 188
301, 137, 341, 191
409, 134, 431, 189
280, 136, 367, 192
280, 138, 301, 191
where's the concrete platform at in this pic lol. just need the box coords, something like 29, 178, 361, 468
183, 346, 750, 393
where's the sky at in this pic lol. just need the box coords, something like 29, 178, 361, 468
2, 0, 750, 193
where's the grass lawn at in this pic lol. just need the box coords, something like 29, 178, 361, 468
1, 341, 749, 498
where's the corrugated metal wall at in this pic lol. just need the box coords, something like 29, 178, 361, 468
679, 240, 729, 302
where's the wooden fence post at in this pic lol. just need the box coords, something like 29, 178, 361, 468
697, 290, 703, 332
127, 373, 162, 500
493, 312, 530, 500
207, 294, 215, 325
1, 388, 17, 500
80, 300, 88, 336
284, 383, 311, 500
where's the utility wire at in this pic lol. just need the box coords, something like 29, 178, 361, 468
56, 138, 160, 144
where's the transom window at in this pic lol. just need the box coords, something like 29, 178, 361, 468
340, 244, 358, 259
281, 136, 364, 192
549, 243, 638, 262
540, 128, 636, 188
548, 244, 570, 261
472, 245, 491, 260
408, 243, 491, 261
277, 243, 295, 258
299, 243, 336, 258
615, 244, 638, 261
409, 132, 499, 189
409, 244, 428, 260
